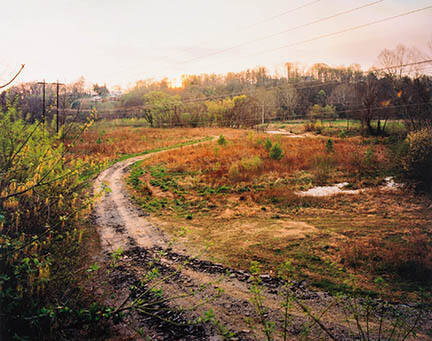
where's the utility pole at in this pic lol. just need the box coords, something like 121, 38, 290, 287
61, 90, 66, 127
37, 80, 46, 126
52, 81, 64, 133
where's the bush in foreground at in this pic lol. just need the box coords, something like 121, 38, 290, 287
0, 108, 108, 339
400, 128, 432, 190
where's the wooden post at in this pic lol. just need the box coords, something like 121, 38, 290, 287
37, 80, 46, 126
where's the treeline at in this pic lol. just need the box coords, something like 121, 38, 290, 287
0, 77, 90, 122
115, 45, 432, 134
2, 44, 431, 134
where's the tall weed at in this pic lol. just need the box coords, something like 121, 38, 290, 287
312, 154, 336, 184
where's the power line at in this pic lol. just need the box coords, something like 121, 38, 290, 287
175, 4, 432, 78
181, 0, 322, 56
0, 64, 25, 89
59, 59, 432, 117
179, 0, 384, 65
131, 3, 432, 87
101, 0, 322, 81
61, 101, 432, 130
251, 5, 432, 58
241, 0, 322, 30
181, 59, 432, 104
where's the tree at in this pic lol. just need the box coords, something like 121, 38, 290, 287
276, 83, 298, 120
1, 82, 55, 122
328, 83, 357, 117
307, 104, 337, 121
181, 101, 207, 127
395, 76, 432, 131
141, 91, 181, 127
355, 73, 379, 134
231, 95, 259, 127
255, 88, 277, 124
316, 89, 327, 106
284, 62, 303, 80
92, 83, 110, 97
375, 44, 429, 133
377, 44, 427, 78
355, 74, 396, 135
307, 104, 324, 121
205, 98, 234, 126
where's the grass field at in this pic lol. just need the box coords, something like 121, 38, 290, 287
67, 120, 431, 297
68, 121, 245, 162
267, 119, 407, 137
126, 130, 432, 299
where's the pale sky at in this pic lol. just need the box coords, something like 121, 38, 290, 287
1, 0, 431, 89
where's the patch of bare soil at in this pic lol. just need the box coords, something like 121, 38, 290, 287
93, 144, 432, 340
265, 131, 315, 138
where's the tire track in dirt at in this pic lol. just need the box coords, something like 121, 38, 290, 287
92, 142, 297, 339
94, 152, 168, 252
93, 141, 430, 340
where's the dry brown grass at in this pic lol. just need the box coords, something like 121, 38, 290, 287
68, 126, 244, 161
127, 132, 432, 297
142, 132, 389, 187
340, 229, 432, 282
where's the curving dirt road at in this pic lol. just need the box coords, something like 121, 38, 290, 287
94, 152, 168, 252
93, 143, 430, 340
92, 143, 319, 340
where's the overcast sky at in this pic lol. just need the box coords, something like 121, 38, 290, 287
1, 0, 431, 89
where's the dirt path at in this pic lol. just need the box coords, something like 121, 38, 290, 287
93, 143, 430, 340
94, 153, 168, 252
92, 144, 317, 340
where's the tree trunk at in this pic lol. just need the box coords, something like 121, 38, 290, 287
382, 119, 388, 135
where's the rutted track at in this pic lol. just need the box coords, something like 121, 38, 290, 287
92, 142, 314, 340
94, 152, 169, 252
93, 142, 430, 340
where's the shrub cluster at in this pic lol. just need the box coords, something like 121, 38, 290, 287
217, 134, 227, 146
400, 128, 432, 190
228, 156, 263, 180
0, 108, 106, 339
269, 143, 284, 160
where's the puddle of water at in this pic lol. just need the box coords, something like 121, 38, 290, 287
297, 182, 361, 197
296, 177, 402, 197
382, 176, 403, 191
265, 130, 307, 138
